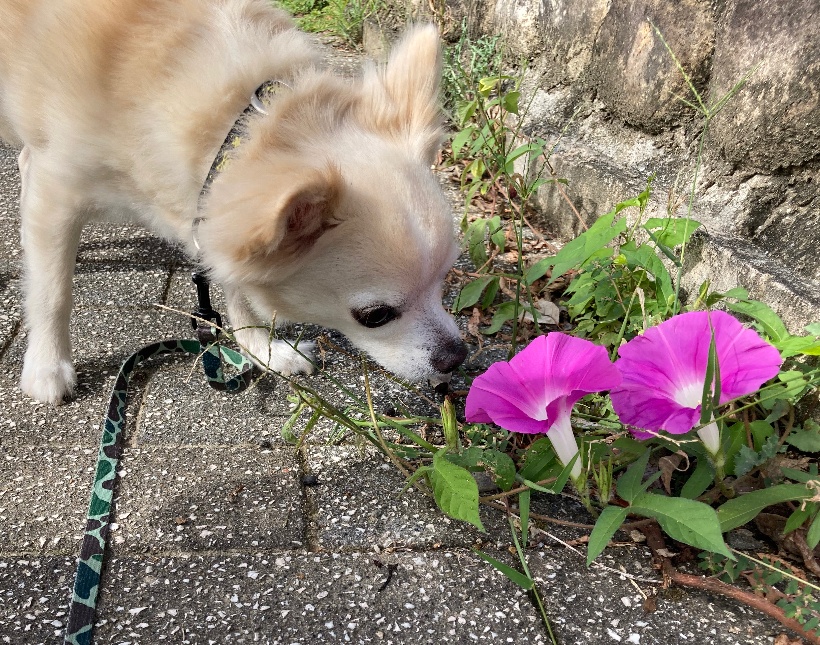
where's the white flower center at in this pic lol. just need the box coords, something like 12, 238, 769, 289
674, 380, 703, 409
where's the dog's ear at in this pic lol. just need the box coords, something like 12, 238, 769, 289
360, 24, 443, 162
238, 164, 342, 263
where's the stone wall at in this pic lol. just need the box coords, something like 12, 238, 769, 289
384, 0, 820, 332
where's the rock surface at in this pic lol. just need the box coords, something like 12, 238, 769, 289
399, 0, 820, 332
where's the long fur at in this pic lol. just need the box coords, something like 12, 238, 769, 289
0, 0, 466, 404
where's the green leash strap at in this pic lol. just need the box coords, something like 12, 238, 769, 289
64, 339, 254, 645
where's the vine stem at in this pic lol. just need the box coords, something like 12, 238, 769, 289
641, 522, 819, 644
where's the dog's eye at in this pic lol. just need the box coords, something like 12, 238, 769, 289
352, 305, 399, 328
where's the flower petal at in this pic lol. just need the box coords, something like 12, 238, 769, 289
611, 310, 782, 438
466, 332, 621, 435
709, 311, 783, 402
611, 384, 702, 435
511, 333, 621, 395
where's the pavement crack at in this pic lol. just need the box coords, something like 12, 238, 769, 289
294, 445, 321, 552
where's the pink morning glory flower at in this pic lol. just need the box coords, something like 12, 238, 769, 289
610, 310, 782, 453
466, 333, 622, 480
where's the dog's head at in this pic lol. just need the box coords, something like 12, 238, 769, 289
199, 25, 467, 381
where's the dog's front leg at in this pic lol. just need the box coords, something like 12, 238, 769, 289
223, 285, 316, 376
18, 148, 84, 404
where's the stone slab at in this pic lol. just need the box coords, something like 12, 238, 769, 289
0, 556, 75, 644
0, 278, 20, 350
0, 446, 96, 554
0, 309, 190, 444
304, 446, 512, 549
93, 551, 546, 643
111, 446, 305, 553
77, 222, 189, 267
527, 544, 786, 644
135, 364, 294, 445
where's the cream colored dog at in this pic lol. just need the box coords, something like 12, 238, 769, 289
0, 0, 467, 404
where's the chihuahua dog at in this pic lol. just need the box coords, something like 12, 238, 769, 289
0, 0, 467, 404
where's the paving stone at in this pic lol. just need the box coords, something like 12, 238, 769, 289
0, 145, 20, 219
136, 363, 294, 445
526, 546, 782, 645
0, 309, 190, 443
93, 550, 547, 643
0, 446, 96, 554
0, 218, 21, 277
77, 222, 188, 267
111, 446, 305, 553
165, 268, 228, 314
0, 556, 75, 644
70, 263, 169, 311
304, 446, 513, 549
0, 278, 20, 350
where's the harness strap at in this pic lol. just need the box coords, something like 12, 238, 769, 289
64, 339, 254, 645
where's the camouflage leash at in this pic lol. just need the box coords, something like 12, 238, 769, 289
64, 309, 255, 644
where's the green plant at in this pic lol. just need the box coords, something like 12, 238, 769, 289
700, 550, 820, 637
274, 0, 380, 43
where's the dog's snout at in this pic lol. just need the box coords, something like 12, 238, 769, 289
431, 338, 468, 373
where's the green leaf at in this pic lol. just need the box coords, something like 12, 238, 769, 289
487, 215, 506, 248
463, 218, 489, 267
783, 508, 812, 535
503, 141, 542, 174
446, 445, 484, 469
473, 549, 533, 590
632, 492, 732, 558
806, 322, 820, 335
478, 449, 517, 491
587, 505, 629, 565
455, 98, 478, 126
723, 422, 748, 477
500, 90, 520, 115
481, 278, 500, 309
529, 453, 578, 495
778, 370, 810, 399
453, 275, 497, 312
716, 484, 812, 532
680, 458, 715, 499
619, 240, 675, 310
722, 287, 749, 300
785, 421, 820, 452
429, 449, 485, 531
700, 319, 720, 426
782, 464, 817, 483
725, 299, 789, 342
518, 437, 557, 482
773, 334, 820, 358
451, 126, 475, 159
616, 449, 652, 504
524, 211, 626, 285
747, 420, 776, 451
643, 217, 702, 249
807, 513, 820, 550
733, 435, 780, 476
481, 301, 518, 335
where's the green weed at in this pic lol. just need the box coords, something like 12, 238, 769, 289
274, 0, 380, 43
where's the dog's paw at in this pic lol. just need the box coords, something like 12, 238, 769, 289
250, 339, 317, 376
20, 357, 77, 405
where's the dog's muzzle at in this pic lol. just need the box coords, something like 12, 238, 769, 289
431, 338, 468, 374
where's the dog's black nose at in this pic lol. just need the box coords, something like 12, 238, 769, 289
431, 339, 468, 373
